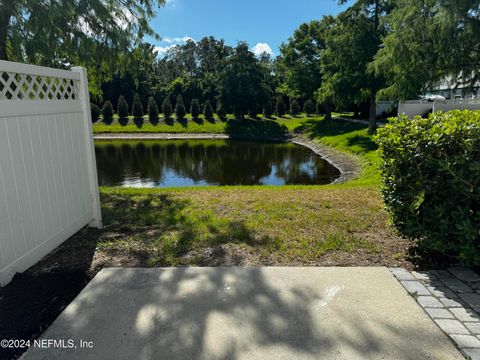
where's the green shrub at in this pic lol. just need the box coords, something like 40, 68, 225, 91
190, 98, 201, 119
203, 100, 214, 119
101, 101, 113, 122
303, 99, 315, 116
131, 94, 143, 118
375, 110, 480, 264
276, 97, 286, 117
175, 95, 186, 119
216, 101, 227, 120
162, 96, 173, 119
117, 95, 129, 118
290, 99, 300, 115
90, 103, 100, 122
147, 96, 159, 121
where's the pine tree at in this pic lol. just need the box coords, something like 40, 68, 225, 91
117, 95, 129, 118
147, 96, 159, 121
248, 106, 258, 119
290, 99, 300, 115
101, 101, 113, 122
303, 99, 315, 116
216, 101, 227, 120
190, 98, 201, 119
203, 100, 214, 119
162, 96, 173, 119
276, 97, 286, 117
175, 95, 186, 119
263, 101, 273, 118
131, 94, 144, 118
90, 103, 100, 122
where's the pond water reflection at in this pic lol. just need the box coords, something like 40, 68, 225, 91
95, 139, 340, 187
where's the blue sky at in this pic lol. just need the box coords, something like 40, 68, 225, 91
149, 0, 351, 57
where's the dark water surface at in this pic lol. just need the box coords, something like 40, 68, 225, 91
95, 139, 340, 187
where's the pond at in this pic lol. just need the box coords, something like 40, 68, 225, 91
95, 139, 340, 187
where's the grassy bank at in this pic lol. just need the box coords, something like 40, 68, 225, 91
29, 115, 407, 275
92, 114, 316, 134
297, 117, 380, 187
92, 115, 228, 133
43, 116, 406, 270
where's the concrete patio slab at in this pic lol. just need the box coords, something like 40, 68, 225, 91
22, 267, 462, 360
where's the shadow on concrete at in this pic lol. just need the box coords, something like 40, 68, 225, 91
21, 268, 461, 360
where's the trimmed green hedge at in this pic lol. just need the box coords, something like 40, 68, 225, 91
375, 110, 480, 264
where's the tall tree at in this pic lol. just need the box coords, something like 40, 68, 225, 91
218, 42, 269, 120
277, 19, 333, 101
0, 0, 165, 95
373, 0, 480, 100
320, 0, 392, 133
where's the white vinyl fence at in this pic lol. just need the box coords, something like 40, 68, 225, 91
376, 101, 395, 117
433, 99, 480, 113
398, 99, 480, 118
398, 100, 433, 119
0, 60, 101, 286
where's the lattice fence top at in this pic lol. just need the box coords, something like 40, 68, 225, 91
0, 71, 79, 100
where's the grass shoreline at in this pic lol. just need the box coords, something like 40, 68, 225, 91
85, 115, 395, 269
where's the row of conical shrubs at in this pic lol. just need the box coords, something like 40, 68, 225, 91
90, 95, 319, 122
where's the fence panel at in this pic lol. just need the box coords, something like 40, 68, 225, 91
433, 99, 480, 113
0, 60, 101, 286
398, 101, 433, 119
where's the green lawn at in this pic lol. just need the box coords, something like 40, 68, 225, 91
297, 117, 381, 187
67, 116, 410, 269
92, 115, 228, 133
92, 114, 315, 134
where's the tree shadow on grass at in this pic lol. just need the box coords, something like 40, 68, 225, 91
295, 119, 377, 152
118, 117, 129, 126
102, 117, 113, 125
164, 117, 174, 126
346, 134, 378, 152
176, 117, 188, 128
99, 192, 265, 266
150, 116, 159, 126
134, 117, 144, 129
225, 119, 289, 140
192, 117, 204, 125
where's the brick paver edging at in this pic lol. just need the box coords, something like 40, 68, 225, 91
391, 267, 480, 360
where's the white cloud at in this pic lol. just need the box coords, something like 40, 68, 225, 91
155, 35, 195, 57
154, 45, 176, 57
252, 43, 273, 56
161, 36, 195, 44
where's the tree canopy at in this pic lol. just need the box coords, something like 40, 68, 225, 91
0, 0, 165, 95
372, 0, 480, 100
218, 42, 270, 119
277, 19, 333, 101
